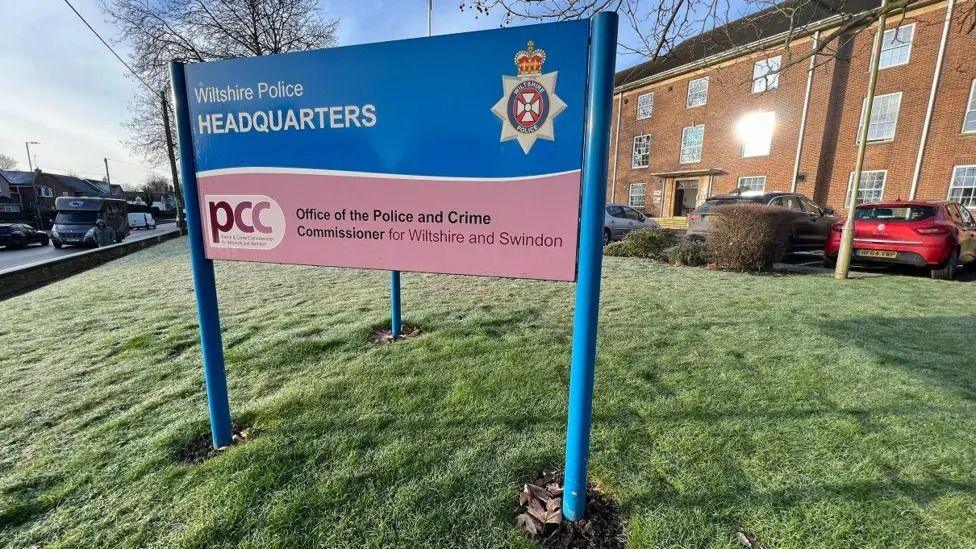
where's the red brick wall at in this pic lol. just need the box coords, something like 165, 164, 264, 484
608, 0, 976, 215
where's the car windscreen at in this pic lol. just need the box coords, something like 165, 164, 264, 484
853, 205, 936, 221
696, 197, 762, 213
56, 212, 98, 224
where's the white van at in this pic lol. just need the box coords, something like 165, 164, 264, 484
128, 212, 157, 230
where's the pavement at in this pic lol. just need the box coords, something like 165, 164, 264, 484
0, 223, 180, 272
777, 250, 976, 282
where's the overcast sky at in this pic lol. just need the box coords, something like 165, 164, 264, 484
0, 0, 650, 188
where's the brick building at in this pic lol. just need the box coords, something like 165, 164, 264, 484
607, 0, 976, 224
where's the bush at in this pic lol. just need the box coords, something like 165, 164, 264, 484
665, 239, 710, 266
603, 227, 679, 259
706, 205, 797, 272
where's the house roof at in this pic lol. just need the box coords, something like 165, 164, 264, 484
51, 174, 107, 196
1, 170, 37, 186
614, 0, 882, 89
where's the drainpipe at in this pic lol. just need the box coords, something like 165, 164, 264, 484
910, 0, 955, 199
792, 31, 820, 193
610, 93, 622, 201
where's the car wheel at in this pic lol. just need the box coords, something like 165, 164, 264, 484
40, 237, 49, 246
931, 248, 959, 280
53, 241, 62, 249
603, 229, 611, 246
823, 255, 836, 269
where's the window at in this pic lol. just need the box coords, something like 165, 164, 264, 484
631, 134, 651, 168
0, 203, 20, 213
37, 186, 53, 198
879, 23, 915, 69
846, 170, 886, 206
680, 125, 704, 163
752, 55, 781, 93
949, 165, 976, 207
737, 176, 766, 192
628, 183, 646, 209
622, 206, 645, 220
737, 111, 776, 157
857, 92, 902, 142
636, 92, 654, 119
687, 77, 708, 108
799, 196, 824, 215
964, 79, 976, 134
769, 195, 803, 211
959, 203, 975, 225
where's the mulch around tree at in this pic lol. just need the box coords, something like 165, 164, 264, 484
516, 471, 626, 548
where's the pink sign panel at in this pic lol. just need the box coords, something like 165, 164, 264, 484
198, 169, 582, 281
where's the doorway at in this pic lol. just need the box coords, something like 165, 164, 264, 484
673, 179, 699, 216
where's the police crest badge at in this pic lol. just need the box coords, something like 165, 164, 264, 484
491, 41, 567, 154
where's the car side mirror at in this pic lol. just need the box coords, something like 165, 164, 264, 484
824, 207, 835, 216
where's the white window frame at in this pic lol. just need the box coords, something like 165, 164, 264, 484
628, 183, 646, 209
631, 134, 651, 168
948, 165, 976, 208
857, 92, 902, 143
636, 92, 654, 120
737, 176, 767, 192
686, 76, 708, 108
846, 170, 887, 207
964, 79, 976, 134
679, 125, 705, 164
878, 23, 915, 70
752, 55, 781, 93
0, 203, 21, 213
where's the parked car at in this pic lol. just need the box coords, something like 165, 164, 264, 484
0, 223, 49, 249
128, 212, 157, 230
605, 204, 659, 244
824, 200, 976, 280
687, 191, 837, 251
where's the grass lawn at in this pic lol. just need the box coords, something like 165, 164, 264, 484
1, 238, 975, 548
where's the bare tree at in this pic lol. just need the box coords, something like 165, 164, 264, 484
103, 0, 339, 164
142, 174, 174, 194
0, 153, 17, 171
461, 0, 974, 73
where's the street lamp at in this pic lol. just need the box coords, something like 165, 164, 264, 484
25, 141, 39, 171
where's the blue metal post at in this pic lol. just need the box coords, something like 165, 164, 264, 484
390, 270, 402, 338
169, 61, 234, 449
562, 12, 618, 522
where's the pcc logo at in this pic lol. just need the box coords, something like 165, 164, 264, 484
205, 194, 285, 250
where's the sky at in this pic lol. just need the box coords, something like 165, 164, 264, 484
0, 0, 652, 188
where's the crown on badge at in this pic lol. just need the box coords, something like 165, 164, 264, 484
515, 41, 546, 76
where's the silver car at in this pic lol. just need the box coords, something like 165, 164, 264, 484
604, 204, 659, 244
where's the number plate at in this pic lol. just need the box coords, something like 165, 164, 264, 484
856, 249, 898, 259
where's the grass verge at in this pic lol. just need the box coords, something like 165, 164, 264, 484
1, 239, 975, 547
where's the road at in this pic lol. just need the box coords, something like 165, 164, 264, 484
0, 223, 179, 272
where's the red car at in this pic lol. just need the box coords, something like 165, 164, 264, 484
824, 200, 976, 279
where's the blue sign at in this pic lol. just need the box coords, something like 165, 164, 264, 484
185, 20, 590, 178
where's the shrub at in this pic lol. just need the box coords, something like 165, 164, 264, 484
603, 227, 679, 259
665, 239, 710, 266
706, 205, 797, 272
603, 241, 632, 257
